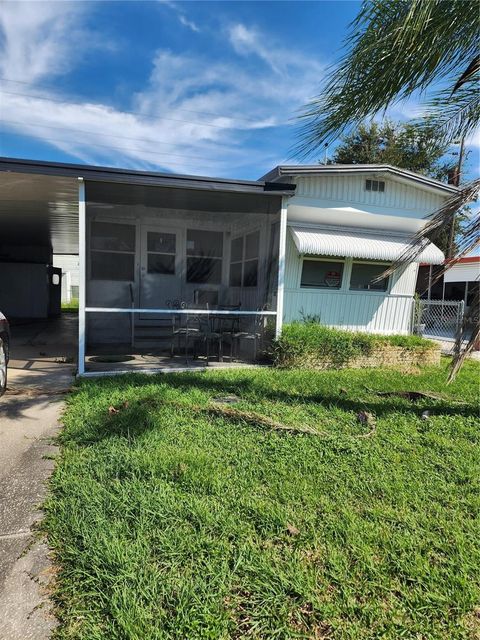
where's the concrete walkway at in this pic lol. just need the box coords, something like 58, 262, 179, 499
0, 317, 76, 639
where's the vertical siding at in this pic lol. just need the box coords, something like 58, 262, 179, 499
283, 289, 413, 334
284, 233, 416, 334
294, 175, 444, 215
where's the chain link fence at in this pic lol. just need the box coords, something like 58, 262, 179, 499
414, 300, 465, 351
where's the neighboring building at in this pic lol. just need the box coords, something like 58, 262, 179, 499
417, 256, 480, 311
0, 158, 456, 374
53, 254, 80, 302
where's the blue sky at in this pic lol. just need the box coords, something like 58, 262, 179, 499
0, 1, 477, 181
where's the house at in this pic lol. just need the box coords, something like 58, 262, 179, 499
0, 158, 456, 375
53, 254, 80, 303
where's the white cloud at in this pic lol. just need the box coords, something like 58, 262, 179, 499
0, 1, 86, 83
158, 1, 200, 33
228, 24, 282, 73
0, 7, 327, 176
178, 14, 200, 33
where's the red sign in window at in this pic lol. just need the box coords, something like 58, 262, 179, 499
324, 271, 341, 287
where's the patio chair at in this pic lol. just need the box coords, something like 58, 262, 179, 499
213, 304, 241, 361
170, 308, 201, 361
231, 306, 267, 362
192, 313, 224, 363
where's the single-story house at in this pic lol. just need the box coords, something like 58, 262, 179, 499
0, 157, 456, 375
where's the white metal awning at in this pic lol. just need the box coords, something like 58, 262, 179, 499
289, 225, 444, 264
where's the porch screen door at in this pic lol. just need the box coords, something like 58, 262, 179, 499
139, 226, 182, 319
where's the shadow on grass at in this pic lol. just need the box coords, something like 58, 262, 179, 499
64, 369, 478, 447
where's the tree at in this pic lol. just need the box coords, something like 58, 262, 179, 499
297, 0, 479, 379
331, 120, 452, 178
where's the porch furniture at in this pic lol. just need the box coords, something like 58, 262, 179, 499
193, 289, 219, 306
211, 304, 241, 361
231, 307, 268, 361
191, 313, 223, 363
170, 305, 203, 362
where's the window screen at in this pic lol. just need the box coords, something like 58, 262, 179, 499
146, 231, 176, 275
349, 263, 389, 291
300, 260, 344, 288
186, 229, 223, 284
91, 252, 135, 281
187, 230, 223, 257
229, 230, 260, 288
90, 221, 136, 281
187, 257, 222, 284
91, 222, 135, 251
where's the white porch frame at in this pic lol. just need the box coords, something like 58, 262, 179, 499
76, 185, 286, 376
78, 178, 86, 375
275, 197, 288, 338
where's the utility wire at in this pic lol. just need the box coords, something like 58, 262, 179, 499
0, 129, 222, 169
0, 76, 260, 124
1, 89, 276, 131
0, 119, 231, 162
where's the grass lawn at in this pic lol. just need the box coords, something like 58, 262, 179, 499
46, 360, 480, 639
61, 298, 79, 313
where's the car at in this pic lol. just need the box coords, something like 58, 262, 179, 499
0, 311, 10, 397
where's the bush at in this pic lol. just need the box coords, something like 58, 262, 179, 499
273, 322, 436, 369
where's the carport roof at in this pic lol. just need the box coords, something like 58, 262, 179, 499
0, 157, 295, 195
0, 157, 294, 256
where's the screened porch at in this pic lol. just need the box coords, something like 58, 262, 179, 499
82, 180, 285, 374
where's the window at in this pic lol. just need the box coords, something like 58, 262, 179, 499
90, 221, 135, 281
229, 230, 260, 288
186, 229, 223, 284
349, 262, 389, 291
300, 259, 344, 289
146, 231, 176, 275
365, 179, 385, 192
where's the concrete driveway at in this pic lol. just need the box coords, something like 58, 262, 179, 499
0, 316, 76, 640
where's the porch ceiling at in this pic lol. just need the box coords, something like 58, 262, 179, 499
0, 171, 79, 254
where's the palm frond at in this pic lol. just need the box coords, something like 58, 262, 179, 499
448, 289, 480, 383
377, 179, 480, 281
413, 82, 480, 146
296, 0, 480, 157
451, 55, 480, 93
372, 180, 479, 381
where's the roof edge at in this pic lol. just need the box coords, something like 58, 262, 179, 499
260, 164, 459, 195
0, 157, 295, 196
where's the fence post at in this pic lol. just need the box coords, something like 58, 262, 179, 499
410, 297, 417, 334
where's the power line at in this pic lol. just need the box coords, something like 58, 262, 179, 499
1, 89, 275, 131
0, 76, 260, 124
0, 129, 222, 169
0, 119, 230, 162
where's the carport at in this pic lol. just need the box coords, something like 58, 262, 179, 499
0, 158, 293, 376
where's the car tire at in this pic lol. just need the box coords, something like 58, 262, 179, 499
0, 337, 7, 397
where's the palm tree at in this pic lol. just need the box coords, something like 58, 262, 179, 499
297, 0, 479, 380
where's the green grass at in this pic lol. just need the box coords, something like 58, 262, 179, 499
45, 360, 480, 639
273, 323, 436, 368
61, 298, 79, 313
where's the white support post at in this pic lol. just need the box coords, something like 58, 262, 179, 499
78, 178, 86, 375
275, 198, 288, 339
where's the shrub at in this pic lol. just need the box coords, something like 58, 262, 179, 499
273, 322, 436, 369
